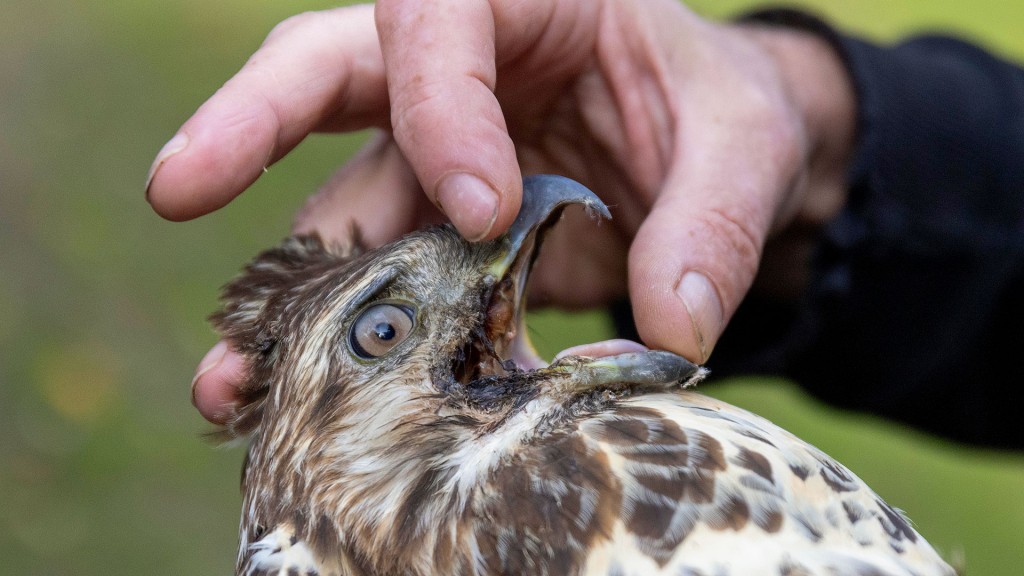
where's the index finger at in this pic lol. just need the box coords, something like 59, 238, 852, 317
375, 0, 524, 241
146, 5, 388, 221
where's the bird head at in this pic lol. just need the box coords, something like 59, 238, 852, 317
212, 175, 701, 571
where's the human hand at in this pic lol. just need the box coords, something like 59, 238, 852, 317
146, 1, 855, 423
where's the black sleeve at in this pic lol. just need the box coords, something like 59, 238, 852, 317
613, 10, 1024, 449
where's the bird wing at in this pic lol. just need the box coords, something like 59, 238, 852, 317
572, 392, 954, 576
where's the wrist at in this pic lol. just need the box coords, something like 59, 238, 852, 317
725, 21, 857, 299
737, 22, 857, 228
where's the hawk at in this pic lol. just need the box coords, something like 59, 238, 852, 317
212, 175, 954, 575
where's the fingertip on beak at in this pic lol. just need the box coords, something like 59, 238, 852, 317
675, 271, 724, 364
436, 173, 500, 242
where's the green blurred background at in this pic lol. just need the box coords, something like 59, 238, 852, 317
2, 1, 1022, 574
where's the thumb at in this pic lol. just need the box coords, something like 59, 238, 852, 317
629, 136, 801, 363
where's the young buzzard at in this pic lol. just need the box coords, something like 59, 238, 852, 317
212, 176, 954, 575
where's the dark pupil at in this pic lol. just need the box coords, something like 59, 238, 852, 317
374, 322, 396, 341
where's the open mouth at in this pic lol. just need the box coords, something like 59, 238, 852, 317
446, 176, 703, 399
449, 178, 571, 388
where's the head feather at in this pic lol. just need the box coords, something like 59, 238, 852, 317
210, 234, 362, 437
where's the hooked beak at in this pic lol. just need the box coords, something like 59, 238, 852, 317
470, 175, 610, 375
487, 175, 611, 279
477, 174, 704, 394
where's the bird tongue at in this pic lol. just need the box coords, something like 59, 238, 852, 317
547, 348, 706, 392
553, 339, 650, 361
506, 333, 652, 372
501, 329, 705, 393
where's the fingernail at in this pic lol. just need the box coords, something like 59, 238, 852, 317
675, 271, 724, 363
191, 340, 228, 407
436, 173, 499, 241
146, 132, 189, 200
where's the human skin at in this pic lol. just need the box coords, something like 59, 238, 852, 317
145, 0, 855, 423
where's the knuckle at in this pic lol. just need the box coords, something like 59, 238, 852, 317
373, 0, 419, 33
293, 189, 328, 229
389, 80, 445, 141
759, 110, 805, 172
696, 203, 763, 284
729, 82, 807, 174
264, 11, 323, 45
214, 89, 280, 137
390, 76, 498, 144
742, 89, 798, 141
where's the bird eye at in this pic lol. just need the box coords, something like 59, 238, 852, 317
349, 303, 415, 359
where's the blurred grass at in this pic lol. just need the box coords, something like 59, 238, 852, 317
0, 1, 1021, 574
